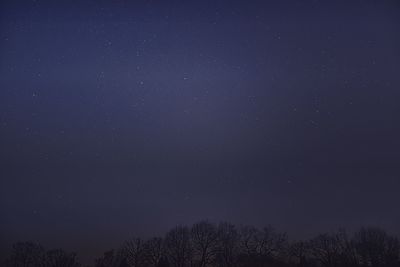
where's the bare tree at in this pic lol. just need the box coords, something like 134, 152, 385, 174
258, 226, 288, 260
191, 221, 219, 267
289, 241, 309, 267
215, 222, 239, 267
164, 226, 193, 267
144, 237, 165, 267
120, 238, 147, 267
94, 250, 128, 267
309, 230, 358, 267
353, 227, 400, 267
237, 225, 288, 267
239, 225, 287, 259
6, 242, 46, 267
6, 224, 400, 267
337, 229, 359, 267
309, 233, 341, 267
45, 249, 80, 267
239, 225, 261, 257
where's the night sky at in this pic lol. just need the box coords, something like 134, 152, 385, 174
1, 0, 399, 263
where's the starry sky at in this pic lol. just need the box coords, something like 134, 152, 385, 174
0, 0, 399, 262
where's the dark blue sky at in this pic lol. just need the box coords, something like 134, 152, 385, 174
1, 0, 399, 262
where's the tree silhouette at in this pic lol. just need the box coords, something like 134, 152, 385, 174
144, 237, 165, 267
353, 227, 400, 267
4, 223, 400, 267
288, 241, 310, 267
310, 232, 342, 267
120, 238, 147, 267
45, 249, 80, 267
94, 250, 127, 267
191, 221, 219, 267
6, 242, 46, 267
215, 222, 239, 267
164, 226, 193, 267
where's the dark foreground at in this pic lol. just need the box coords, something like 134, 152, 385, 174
3, 221, 400, 267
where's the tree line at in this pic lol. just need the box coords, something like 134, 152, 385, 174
4, 221, 400, 267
